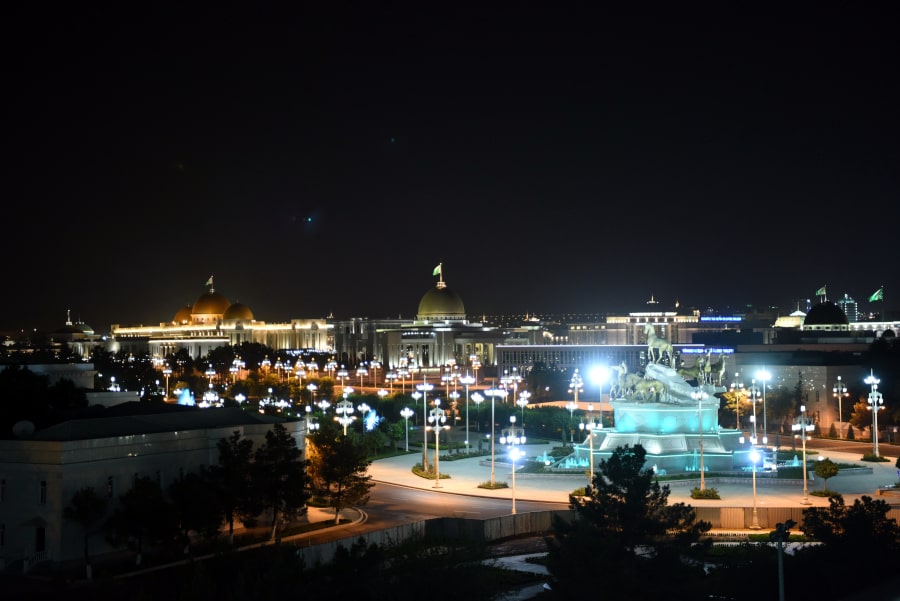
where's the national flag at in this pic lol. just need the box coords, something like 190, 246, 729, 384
432, 264, 442, 276
815, 285, 826, 296
205, 275, 214, 287
868, 287, 884, 302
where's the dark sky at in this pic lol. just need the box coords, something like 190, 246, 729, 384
4, 4, 898, 333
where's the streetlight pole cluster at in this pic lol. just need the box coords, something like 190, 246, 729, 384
691, 389, 709, 491
426, 399, 450, 488
792, 405, 815, 505
499, 415, 526, 514
832, 375, 848, 438
866, 370, 884, 457
484, 386, 509, 486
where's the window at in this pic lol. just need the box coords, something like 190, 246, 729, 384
40, 480, 47, 505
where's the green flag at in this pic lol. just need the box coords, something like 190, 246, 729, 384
432, 263, 442, 276
868, 287, 884, 302
815, 285, 826, 296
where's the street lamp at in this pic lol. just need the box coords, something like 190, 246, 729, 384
335, 397, 355, 435
756, 369, 771, 444
749, 448, 761, 529
748, 380, 761, 444
484, 387, 509, 486
369, 360, 381, 387
516, 390, 531, 425
415, 378, 435, 471
771, 519, 797, 601
426, 399, 450, 488
356, 366, 368, 389
792, 405, 815, 505
833, 375, 848, 439
385, 370, 397, 393
691, 389, 709, 491
471, 392, 484, 433
357, 402, 371, 432
317, 398, 331, 413
565, 401, 578, 443
866, 369, 884, 457
400, 407, 414, 451
578, 403, 600, 488
459, 374, 476, 454
730, 374, 745, 430
588, 365, 610, 427
499, 415, 526, 514
162, 365, 172, 398
469, 354, 481, 387
500, 368, 522, 408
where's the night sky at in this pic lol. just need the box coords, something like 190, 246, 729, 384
4, 5, 898, 333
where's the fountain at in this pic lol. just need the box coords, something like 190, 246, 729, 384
559, 335, 755, 475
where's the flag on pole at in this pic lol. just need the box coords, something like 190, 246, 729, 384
815, 285, 826, 296
432, 263, 442, 276
205, 275, 214, 287
868, 287, 884, 302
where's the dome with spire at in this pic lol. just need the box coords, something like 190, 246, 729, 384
417, 266, 466, 322
192, 290, 231, 317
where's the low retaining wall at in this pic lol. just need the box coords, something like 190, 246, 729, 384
292, 502, 900, 568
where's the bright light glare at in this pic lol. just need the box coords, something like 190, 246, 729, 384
588, 365, 610, 386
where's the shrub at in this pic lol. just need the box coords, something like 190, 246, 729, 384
478, 480, 508, 489
690, 487, 721, 499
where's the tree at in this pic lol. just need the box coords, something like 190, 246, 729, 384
168, 470, 224, 552
813, 458, 839, 491
546, 444, 711, 600
307, 420, 375, 524
106, 476, 177, 566
63, 486, 107, 580
252, 423, 310, 540
208, 430, 259, 546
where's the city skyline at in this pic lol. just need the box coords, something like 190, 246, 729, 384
5, 6, 897, 332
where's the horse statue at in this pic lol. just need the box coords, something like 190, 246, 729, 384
643, 323, 675, 365
633, 378, 667, 402
612, 361, 646, 398
677, 351, 708, 382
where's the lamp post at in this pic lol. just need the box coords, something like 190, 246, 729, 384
426, 399, 450, 488
578, 403, 599, 487
792, 405, 815, 504
588, 365, 610, 429
748, 380, 761, 444
865, 370, 884, 457
356, 366, 368, 390
470, 354, 481, 387
500, 368, 522, 408
369, 360, 381, 387
749, 448, 761, 529
317, 398, 331, 414
385, 370, 397, 394
484, 387, 509, 486
415, 378, 434, 471
730, 374, 745, 430
471, 392, 484, 432
398, 367, 410, 394
833, 375, 848, 439
771, 519, 797, 601
565, 401, 578, 443
162, 365, 172, 398
335, 397, 355, 435
516, 390, 531, 425
756, 369, 771, 444
691, 389, 709, 491
357, 402, 371, 432
400, 407, 414, 451
459, 374, 476, 454
500, 415, 526, 514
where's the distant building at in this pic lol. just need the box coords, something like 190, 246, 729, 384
110, 278, 331, 359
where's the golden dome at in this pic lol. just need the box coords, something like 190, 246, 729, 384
192, 291, 231, 316
172, 305, 192, 325
417, 285, 465, 320
223, 302, 254, 321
